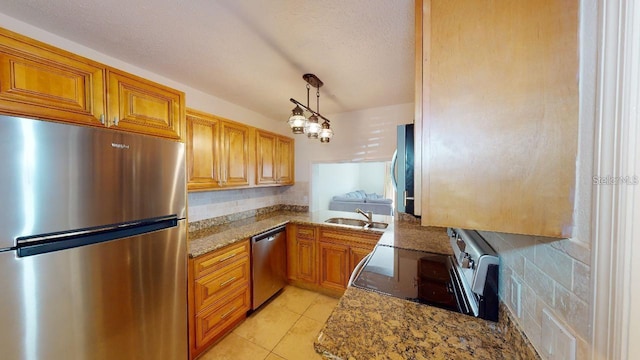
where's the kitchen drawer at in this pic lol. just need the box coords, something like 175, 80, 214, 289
194, 286, 250, 348
319, 228, 380, 247
296, 225, 316, 240
194, 257, 250, 313
193, 240, 249, 279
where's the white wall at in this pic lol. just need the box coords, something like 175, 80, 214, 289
314, 163, 360, 211
295, 103, 414, 182
311, 162, 388, 211
358, 162, 387, 194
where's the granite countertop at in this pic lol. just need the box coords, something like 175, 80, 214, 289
187, 210, 394, 258
315, 287, 520, 360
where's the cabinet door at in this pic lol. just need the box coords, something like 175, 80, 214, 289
319, 242, 349, 291
220, 120, 249, 187
420, 0, 578, 237
107, 70, 184, 140
349, 246, 373, 278
276, 136, 294, 185
186, 110, 220, 190
296, 239, 317, 283
0, 28, 106, 126
256, 130, 277, 185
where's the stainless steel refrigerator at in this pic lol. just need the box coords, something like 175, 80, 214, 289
392, 124, 415, 216
0, 115, 188, 359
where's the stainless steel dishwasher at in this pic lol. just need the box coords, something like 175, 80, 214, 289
251, 225, 287, 310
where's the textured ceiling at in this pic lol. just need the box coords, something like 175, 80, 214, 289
0, 0, 414, 121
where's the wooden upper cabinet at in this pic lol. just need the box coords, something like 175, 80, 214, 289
0, 27, 106, 126
107, 70, 184, 140
186, 109, 220, 190
276, 136, 294, 185
220, 120, 250, 187
256, 130, 277, 184
0, 27, 185, 141
418, 0, 578, 238
186, 108, 251, 191
256, 130, 295, 186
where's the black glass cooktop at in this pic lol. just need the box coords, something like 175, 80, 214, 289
352, 245, 463, 313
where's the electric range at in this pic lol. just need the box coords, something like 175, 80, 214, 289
350, 228, 499, 321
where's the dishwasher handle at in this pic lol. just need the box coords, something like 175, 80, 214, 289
251, 225, 286, 243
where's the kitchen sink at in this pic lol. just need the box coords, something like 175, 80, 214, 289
324, 217, 388, 229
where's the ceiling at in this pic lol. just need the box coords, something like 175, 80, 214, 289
0, 0, 415, 121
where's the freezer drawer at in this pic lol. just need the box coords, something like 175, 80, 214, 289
0, 220, 187, 360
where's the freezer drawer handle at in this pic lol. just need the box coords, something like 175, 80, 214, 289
220, 276, 237, 287
16, 216, 178, 257
220, 306, 237, 320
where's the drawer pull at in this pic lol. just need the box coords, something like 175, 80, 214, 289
220, 276, 237, 287
218, 253, 237, 262
220, 306, 237, 320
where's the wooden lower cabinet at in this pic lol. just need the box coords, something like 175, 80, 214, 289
349, 246, 372, 277
297, 239, 317, 283
194, 286, 250, 348
319, 242, 349, 291
188, 240, 250, 359
286, 224, 317, 284
286, 223, 380, 295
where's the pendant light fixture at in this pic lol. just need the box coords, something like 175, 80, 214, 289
287, 73, 333, 143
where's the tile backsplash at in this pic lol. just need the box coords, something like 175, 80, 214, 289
480, 231, 592, 359
187, 181, 309, 223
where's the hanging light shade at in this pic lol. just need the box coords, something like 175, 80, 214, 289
286, 73, 333, 143
305, 114, 321, 138
288, 105, 306, 134
319, 120, 333, 143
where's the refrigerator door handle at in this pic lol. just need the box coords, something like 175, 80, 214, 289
391, 149, 398, 190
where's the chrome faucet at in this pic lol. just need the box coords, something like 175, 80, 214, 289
355, 208, 373, 223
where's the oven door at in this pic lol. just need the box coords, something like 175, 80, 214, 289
447, 257, 475, 316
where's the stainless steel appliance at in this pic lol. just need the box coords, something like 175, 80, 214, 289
391, 124, 416, 216
0, 115, 188, 359
251, 225, 287, 310
351, 228, 499, 321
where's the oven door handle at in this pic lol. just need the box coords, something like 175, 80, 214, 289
348, 252, 371, 287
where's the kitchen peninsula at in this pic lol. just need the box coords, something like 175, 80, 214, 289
188, 209, 539, 359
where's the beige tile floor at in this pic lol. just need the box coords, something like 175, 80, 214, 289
199, 286, 339, 360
